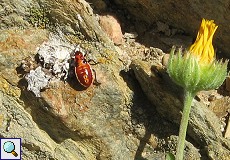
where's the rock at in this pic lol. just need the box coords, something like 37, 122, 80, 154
167, 135, 201, 160
143, 47, 164, 62
156, 21, 171, 36
113, 0, 230, 58
0, 29, 135, 159
23, 34, 76, 97
0, 1, 134, 159
209, 97, 230, 118
225, 76, 230, 92
124, 32, 138, 39
25, 66, 51, 97
209, 97, 230, 136
130, 59, 230, 159
88, 0, 108, 12
1, 1, 171, 159
2, 0, 230, 159
225, 115, 230, 138
0, 91, 97, 159
162, 53, 170, 66
99, 14, 123, 45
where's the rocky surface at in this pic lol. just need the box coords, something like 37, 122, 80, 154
99, 14, 123, 45
112, 0, 230, 58
0, 0, 230, 160
130, 59, 230, 159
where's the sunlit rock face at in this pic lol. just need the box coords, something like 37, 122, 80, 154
1, 0, 230, 159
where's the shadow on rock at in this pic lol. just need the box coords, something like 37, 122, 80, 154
119, 69, 177, 159
17, 78, 87, 144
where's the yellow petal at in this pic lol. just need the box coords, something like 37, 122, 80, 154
189, 19, 218, 64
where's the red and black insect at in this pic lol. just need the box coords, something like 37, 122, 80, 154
74, 51, 100, 88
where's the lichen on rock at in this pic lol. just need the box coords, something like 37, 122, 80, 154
25, 66, 51, 97
37, 34, 75, 79
24, 33, 77, 97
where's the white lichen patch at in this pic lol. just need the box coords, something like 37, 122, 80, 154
37, 34, 75, 79
24, 33, 79, 97
25, 66, 51, 97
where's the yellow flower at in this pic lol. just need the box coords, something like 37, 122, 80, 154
189, 19, 218, 64
167, 19, 227, 160
167, 19, 227, 93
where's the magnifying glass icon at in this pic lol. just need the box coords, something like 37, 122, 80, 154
3, 141, 18, 157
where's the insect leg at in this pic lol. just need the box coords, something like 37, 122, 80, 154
92, 69, 101, 86
88, 59, 100, 65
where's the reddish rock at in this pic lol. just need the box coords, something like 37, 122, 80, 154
99, 14, 123, 45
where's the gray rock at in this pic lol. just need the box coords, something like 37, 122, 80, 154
113, 0, 230, 58
2, 0, 230, 159
131, 59, 230, 159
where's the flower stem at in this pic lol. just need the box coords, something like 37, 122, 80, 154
175, 91, 195, 160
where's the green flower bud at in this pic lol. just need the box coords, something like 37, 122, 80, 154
169, 19, 228, 160
167, 19, 228, 93
167, 47, 228, 93
197, 59, 228, 91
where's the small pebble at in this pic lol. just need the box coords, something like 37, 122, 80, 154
208, 95, 216, 101
162, 54, 170, 66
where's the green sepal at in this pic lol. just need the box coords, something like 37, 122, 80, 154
166, 152, 175, 160
167, 47, 228, 93
167, 47, 200, 92
196, 60, 228, 92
